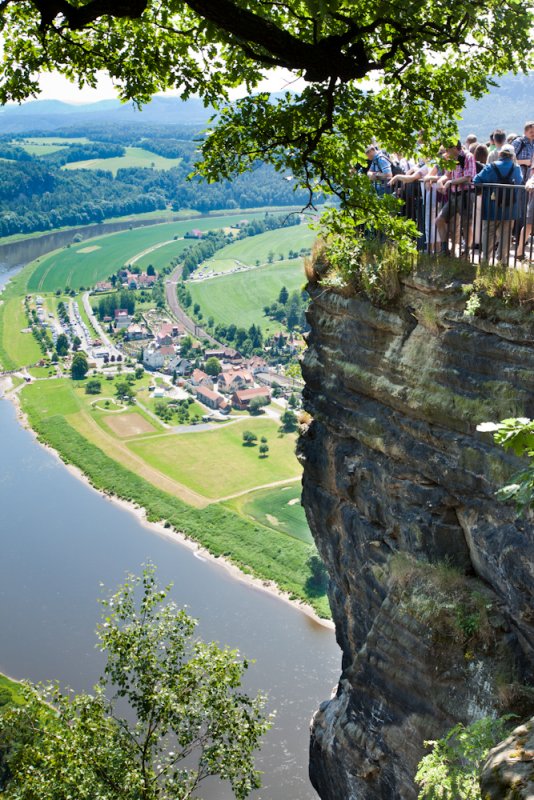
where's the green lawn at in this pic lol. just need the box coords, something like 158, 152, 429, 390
227, 484, 313, 543
0, 296, 42, 370
199, 224, 316, 274
128, 418, 300, 499
22, 378, 81, 418
132, 238, 191, 272
62, 147, 183, 176
188, 259, 305, 335
0, 673, 25, 708
26, 212, 269, 293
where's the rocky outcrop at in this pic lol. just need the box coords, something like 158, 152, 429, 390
481, 716, 534, 799
299, 276, 534, 799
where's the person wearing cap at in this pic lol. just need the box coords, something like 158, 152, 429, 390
473, 143, 523, 262
435, 141, 477, 251
366, 144, 392, 196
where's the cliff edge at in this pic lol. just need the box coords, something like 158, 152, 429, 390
299, 275, 534, 799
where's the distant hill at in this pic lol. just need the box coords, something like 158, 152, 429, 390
0, 72, 531, 138
0, 95, 213, 133
459, 72, 533, 139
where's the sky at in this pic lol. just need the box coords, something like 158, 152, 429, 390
34, 68, 306, 104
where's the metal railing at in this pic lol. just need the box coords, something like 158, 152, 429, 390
381, 181, 533, 267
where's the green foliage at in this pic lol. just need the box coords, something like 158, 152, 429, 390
258, 443, 269, 458
306, 551, 328, 594
55, 333, 69, 357
0, 567, 271, 800
204, 356, 222, 376
71, 352, 88, 380
249, 395, 269, 415
477, 418, 534, 512
0, 0, 531, 246
416, 717, 511, 800
114, 380, 135, 403
279, 410, 298, 433
85, 379, 101, 395
242, 430, 258, 446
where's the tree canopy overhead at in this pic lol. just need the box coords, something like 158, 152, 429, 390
1, 0, 533, 238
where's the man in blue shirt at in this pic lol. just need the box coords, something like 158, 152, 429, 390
366, 144, 392, 197
473, 144, 523, 263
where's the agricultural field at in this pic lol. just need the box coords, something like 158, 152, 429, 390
17, 137, 90, 156
128, 417, 300, 500
0, 296, 41, 370
197, 224, 316, 275
26, 212, 268, 293
130, 237, 191, 272
227, 483, 312, 543
62, 146, 183, 175
188, 258, 305, 335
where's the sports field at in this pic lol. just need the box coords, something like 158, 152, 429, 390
62, 146, 183, 175
199, 224, 316, 274
26, 212, 268, 292
188, 258, 305, 334
128, 418, 300, 499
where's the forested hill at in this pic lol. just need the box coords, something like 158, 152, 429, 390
0, 72, 530, 239
0, 129, 310, 237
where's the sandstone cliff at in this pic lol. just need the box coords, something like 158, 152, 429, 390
299, 275, 534, 799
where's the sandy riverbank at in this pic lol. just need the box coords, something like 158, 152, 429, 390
4, 383, 334, 630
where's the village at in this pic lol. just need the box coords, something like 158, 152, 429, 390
22, 259, 303, 428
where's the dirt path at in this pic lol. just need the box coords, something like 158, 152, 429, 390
71, 410, 210, 509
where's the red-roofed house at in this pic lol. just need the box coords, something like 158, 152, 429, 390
231, 387, 271, 410
217, 369, 254, 394
190, 369, 213, 389
195, 385, 229, 413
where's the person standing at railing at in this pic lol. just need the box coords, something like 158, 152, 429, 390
516, 155, 534, 262
366, 144, 393, 197
473, 143, 523, 263
488, 130, 507, 164
435, 142, 477, 253
512, 122, 534, 182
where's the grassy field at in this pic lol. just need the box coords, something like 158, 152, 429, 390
26, 212, 269, 293
62, 147, 183, 176
19, 385, 330, 617
128, 418, 300, 499
227, 484, 313, 543
0, 673, 25, 708
132, 238, 192, 272
199, 224, 316, 274
188, 259, 305, 335
0, 296, 41, 370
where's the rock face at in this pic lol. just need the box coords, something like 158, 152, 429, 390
299, 277, 534, 799
481, 716, 534, 799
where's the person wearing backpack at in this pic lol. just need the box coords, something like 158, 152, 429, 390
473, 143, 523, 263
512, 122, 534, 183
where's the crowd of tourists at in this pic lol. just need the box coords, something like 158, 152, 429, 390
365, 122, 534, 263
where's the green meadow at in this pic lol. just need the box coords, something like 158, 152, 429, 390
128, 417, 300, 499
62, 146, 183, 175
199, 224, 316, 274
227, 483, 312, 543
188, 258, 305, 334
26, 212, 268, 293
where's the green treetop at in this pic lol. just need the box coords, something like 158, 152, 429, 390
0, 567, 271, 800
0, 1, 532, 244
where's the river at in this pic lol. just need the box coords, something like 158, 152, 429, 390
0, 265, 340, 799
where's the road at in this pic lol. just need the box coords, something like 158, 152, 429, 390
164, 265, 218, 345
82, 292, 122, 359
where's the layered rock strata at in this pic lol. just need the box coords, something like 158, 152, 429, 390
299, 276, 534, 799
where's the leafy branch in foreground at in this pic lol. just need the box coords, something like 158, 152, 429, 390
416, 717, 512, 800
477, 418, 534, 513
0, 566, 271, 800
0, 1, 532, 246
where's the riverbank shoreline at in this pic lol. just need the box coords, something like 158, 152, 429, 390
4, 382, 333, 630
